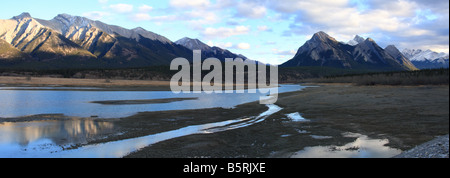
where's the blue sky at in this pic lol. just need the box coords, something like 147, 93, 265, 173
1, 0, 448, 65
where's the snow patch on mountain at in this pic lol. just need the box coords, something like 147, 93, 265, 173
402, 49, 448, 62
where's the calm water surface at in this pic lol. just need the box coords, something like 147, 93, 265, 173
0, 85, 304, 118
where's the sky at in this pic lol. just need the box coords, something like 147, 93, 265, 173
1, 0, 449, 65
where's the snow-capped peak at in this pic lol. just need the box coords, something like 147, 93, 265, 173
402, 48, 449, 61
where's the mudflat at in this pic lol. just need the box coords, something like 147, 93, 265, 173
120, 84, 448, 157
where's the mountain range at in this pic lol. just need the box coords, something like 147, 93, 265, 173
402, 49, 449, 69
1, 13, 448, 72
0, 13, 245, 69
175, 37, 247, 61
281, 31, 418, 71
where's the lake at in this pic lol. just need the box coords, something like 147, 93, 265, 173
0, 85, 304, 118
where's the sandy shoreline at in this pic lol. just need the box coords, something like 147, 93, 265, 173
0, 76, 278, 91
0, 82, 448, 158
0, 76, 173, 90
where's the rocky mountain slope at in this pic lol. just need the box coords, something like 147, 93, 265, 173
281, 32, 418, 71
384, 45, 417, 70
175, 37, 248, 61
1, 13, 95, 62
0, 12, 192, 69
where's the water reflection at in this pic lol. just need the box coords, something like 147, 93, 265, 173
291, 133, 402, 158
56, 104, 281, 158
0, 85, 305, 118
0, 87, 101, 90
0, 120, 114, 158
0, 105, 281, 158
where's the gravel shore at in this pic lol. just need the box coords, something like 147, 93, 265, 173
394, 135, 449, 158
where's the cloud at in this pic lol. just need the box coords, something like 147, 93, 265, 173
273, 0, 440, 42
237, 43, 251, 49
272, 49, 297, 56
367, 0, 417, 17
131, 1, 224, 29
138, 5, 153, 13
109, 4, 134, 13
206, 41, 251, 50
207, 41, 234, 49
130, 13, 178, 22
202, 26, 250, 39
101, 0, 447, 54
129, 13, 152, 21
129, 9, 218, 27
185, 10, 220, 27
236, 2, 267, 19
272, 0, 448, 51
170, 0, 211, 9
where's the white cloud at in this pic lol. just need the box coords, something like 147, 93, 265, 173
98, 0, 108, 4
207, 41, 234, 48
237, 43, 251, 49
109, 4, 134, 13
130, 13, 178, 22
272, 49, 297, 55
236, 2, 267, 18
207, 41, 250, 50
130, 13, 152, 21
274, 0, 423, 39
185, 10, 220, 27
269, 0, 349, 13
170, 0, 211, 9
206, 41, 214, 47
202, 26, 250, 39
138, 5, 153, 13
368, 0, 417, 17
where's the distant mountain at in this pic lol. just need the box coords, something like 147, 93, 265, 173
402, 49, 449, 69
175, 37, 248, 61
385, 45, 418, 70
175, 37, 211, 51
402, 49, 448, 61
281, 31, 417, 71
0, 12, 193, 69
347, 35, 365, 46
282, 31, 355, 68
